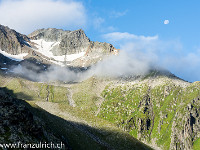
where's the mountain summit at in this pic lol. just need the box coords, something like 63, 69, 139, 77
0, 25, 118, 67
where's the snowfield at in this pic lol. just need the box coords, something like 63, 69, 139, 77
31, 39, 86, 64
0, 49, 28, 61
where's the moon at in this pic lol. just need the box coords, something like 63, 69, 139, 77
164, 20, 169, 24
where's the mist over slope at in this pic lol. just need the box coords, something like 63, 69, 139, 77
10, 49, 174, 83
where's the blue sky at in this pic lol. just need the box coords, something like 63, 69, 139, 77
81, 0, 200, 82
84, 0, 200, 49
0, 0, 200, 82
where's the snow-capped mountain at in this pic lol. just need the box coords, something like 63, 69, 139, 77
0, 24, 118, 69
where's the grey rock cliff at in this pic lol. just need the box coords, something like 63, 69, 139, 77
0, 24, 30, 55
58, 29, 90, 55
170, 98, 200, 150
28, 28, 68, 42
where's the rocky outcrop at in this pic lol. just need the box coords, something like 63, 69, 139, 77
0, 24, 30, 55
170, 97, 200, 150
28, 28, 68, 42
0, 87, 69, 149
57, 29, 90, 55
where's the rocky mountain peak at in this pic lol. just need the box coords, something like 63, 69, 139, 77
28, 28, 89, 40
28, 28, 89, 42
28, 27, 116, 63
0, 25, 117, 67
28, 28, 69, 42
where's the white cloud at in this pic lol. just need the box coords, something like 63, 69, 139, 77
93, 17, 105, 29
110, 10, 128, 18
0, 0, 86, 34
103, 32, 158, 49
103, 31, 200, 82
92, 17, 117, 32
164, 20, 169, 24
163, 51, 200, 82
103, 32, 158, 42
91, 50, 150, 77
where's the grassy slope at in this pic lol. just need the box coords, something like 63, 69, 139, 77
71, 77, 109, 114
193, 137, 200, 150
0, 75, 69, 103
3, 73, 199, 149
98, 78, 200, 149
0, 75, 152, 150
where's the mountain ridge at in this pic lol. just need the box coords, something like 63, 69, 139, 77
0, 24, 118, 67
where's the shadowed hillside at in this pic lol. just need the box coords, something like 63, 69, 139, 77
0, 83, 152, 150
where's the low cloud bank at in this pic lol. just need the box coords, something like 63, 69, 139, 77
103, 32, 200, 82
11, 48, 153, 83
90, 50, 151, 78
12, 64, 85, 82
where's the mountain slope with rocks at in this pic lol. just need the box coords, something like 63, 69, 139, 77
1, 72, 200, 150
0, 24, 200, 150
98, 76, 200, 150
0, 74, 152, 150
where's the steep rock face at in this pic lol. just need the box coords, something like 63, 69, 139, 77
58, 29, 90, 55
89, 41, 115, 55
28, 28, 68, 42
0, 25, 30, 55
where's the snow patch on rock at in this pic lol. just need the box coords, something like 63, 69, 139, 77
0, 49, 28, 61
31, 39, 86, 65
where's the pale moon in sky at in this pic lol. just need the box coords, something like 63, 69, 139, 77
164, 20, 169, 24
